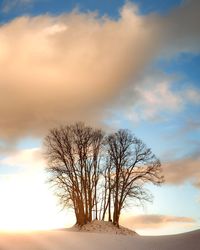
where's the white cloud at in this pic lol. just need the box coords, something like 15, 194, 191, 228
134, 80, 182, 120
125, 77, 179, 123
0, 148, 45, 170
44, 24, 68, 35
124, 73, 200, 123
184, 88, 200, 104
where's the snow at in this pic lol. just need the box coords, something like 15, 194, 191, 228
0, 227, 199, 250
70, 220, 138, 236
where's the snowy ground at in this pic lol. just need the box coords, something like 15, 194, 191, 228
0, 224, 199, 250
70, 220, 137, 236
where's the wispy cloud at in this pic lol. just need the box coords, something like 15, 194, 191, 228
2, 0, 33, 13
163, 152, 200, 188
124, 73, 200, 123
121, 214, 196, 229
125, 76, 183, 123
184, 88, 200, 104
0, 148, 44, 170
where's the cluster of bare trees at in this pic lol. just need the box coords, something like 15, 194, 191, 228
44, 122, 164, 227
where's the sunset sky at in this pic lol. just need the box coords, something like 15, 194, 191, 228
0, 0, 199, 235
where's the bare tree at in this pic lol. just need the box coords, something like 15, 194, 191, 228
44, 122, 104, 226
105, 129, 164, 227
101, 157, 113, 221
44, 124, 163, 227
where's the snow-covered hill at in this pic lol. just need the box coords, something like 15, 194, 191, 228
0, 228, 199, 250
70, 220, 137, 236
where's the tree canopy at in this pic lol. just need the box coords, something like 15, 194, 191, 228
44, 122, 164, 227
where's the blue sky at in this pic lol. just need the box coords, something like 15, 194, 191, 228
0, 0, 183, 22
0, 0, 199, 234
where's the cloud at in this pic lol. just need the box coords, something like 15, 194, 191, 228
0, 1, 200, 141
123, 73, 200, 123
121, 214, 196, 229
2, 0, 33, 13
157, 0, 200, 54
0, 6, 161, 140
163, 152, 200, 188
125, 75, 183, 122
0, 148, 45, 170
184, 88, 200, 104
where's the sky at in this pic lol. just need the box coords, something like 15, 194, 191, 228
0, 0, 199, 235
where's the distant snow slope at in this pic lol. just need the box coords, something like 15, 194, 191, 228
0, 229, 199, 250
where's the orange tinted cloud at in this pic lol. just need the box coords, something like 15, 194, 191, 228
0, 1, 200, 141
0, 5, 160, 140
163, 153, 200, 188
121, 214, 196, 229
